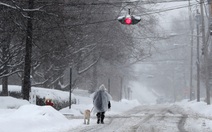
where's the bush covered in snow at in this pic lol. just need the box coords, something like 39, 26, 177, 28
0, 85, 76, 110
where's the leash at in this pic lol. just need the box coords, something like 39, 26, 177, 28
91, 107, 94, 112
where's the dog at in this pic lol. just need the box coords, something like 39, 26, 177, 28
84, 109, 91, 125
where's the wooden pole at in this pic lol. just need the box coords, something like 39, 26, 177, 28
200, 0, 210, 104
188, 0, 194, 101
69, 67, 72, 109
196, 9, 200, 102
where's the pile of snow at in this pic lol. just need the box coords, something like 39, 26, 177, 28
0, 96, 29, 109
176, 99, 212, 118
0, 104, 75, 132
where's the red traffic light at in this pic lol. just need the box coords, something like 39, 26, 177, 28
124, 17, 132, 25
118, 15, 141, 25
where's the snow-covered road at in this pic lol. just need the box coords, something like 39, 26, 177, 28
67, 104, 212, 132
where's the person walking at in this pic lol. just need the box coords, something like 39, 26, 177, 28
93, 84, 112, 124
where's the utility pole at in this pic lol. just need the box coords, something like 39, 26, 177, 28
188, 0, 194, 101
207, 0, 212, 104
108, 78, 111, 94
200, 0, 210, 104
120, 76, 123, 100
69, 67, 72, 109
196, 9, 200, 102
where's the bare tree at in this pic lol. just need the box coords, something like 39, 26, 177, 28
0, 1, 25, 95
0, 1, 159, 100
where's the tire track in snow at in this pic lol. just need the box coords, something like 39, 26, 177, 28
130, 114, 155, 132
66, 105, 212, 132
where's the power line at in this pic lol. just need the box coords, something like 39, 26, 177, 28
27, 1, 190, 6
56, 2, 199, 28
138, 2, 199, 16
9, 1, 138, 6
3, 0, 191, 8
42, 2, 199, 28
0, 1, 199, 33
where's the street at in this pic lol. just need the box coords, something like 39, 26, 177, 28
67, 104, 212, 132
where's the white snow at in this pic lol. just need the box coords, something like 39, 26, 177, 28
0, 85, 212, 132
0, 85, 141, 132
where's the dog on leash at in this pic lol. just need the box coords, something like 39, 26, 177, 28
84, 109, 91, 125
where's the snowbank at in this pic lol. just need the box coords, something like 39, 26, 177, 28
0, 96, 29, 109
176, 99, 212, 117
0, 104, 75, 132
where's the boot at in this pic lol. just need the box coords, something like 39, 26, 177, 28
101, 114, 105, 124
97, 113, 100, 124
97, 118, 100, 124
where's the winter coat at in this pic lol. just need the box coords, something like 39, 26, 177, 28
45, 100, 54, 106
93, 85, 112, 113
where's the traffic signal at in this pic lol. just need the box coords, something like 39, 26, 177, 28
124, 17, 132, 25
118, 15, 141, 25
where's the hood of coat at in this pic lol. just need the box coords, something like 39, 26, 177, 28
99, 84, 107, 91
